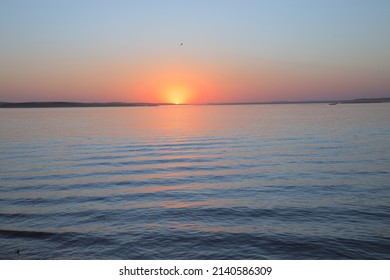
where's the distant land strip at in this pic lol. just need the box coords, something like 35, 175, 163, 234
0, 98, 389, 108
0, 102, 159, 108
207, 97, 390, 105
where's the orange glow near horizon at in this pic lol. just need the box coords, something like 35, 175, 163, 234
126, 63, 219, 104
164, 84, 193, 104
114, 58, 388, 104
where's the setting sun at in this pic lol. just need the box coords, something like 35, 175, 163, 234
165, 85, 192, 104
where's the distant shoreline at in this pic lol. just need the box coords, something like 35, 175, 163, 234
0, 102, 159, 108
1, 98, 389, 108
206, 97, 390, 105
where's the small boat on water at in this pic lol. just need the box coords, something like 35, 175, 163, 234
329, 102, 338, 105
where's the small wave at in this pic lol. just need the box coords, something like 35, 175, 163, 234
0, 229, 58, 239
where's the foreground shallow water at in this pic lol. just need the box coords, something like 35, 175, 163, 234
1, 104, 389, 259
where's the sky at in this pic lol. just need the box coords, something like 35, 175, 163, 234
0, 0, 390, 103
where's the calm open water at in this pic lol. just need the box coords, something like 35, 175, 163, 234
0, 104, 389, 259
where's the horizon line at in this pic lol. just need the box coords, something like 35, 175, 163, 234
1, 97, 390, 108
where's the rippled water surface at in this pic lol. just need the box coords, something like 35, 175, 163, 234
1, 104, 389, 259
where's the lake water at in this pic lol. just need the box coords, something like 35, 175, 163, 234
0, 104, 389, 259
